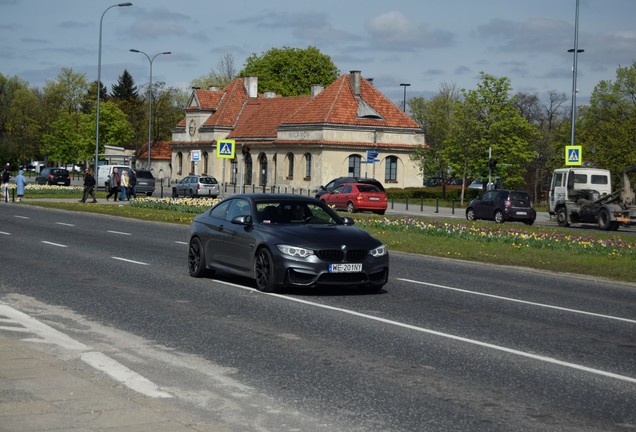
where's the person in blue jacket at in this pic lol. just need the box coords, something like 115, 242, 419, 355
15, 169, 27, 202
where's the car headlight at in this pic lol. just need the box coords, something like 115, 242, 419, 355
369, 244, 387, 257
278, 244, 314, 258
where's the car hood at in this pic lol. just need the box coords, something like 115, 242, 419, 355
261, 224, 382, 249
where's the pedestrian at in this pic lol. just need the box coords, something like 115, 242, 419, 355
128, 169, 137, 200
106, 167, 120, 201
2, 163, 10, 202
14, 169, 27, 202
119, 170, 130, 201
79, 168, 97, 203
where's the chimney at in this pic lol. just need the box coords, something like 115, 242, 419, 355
243, 76, 258, 98
349, 70, 361, 96
311, 84, 324, 97
208, 85, 219, 91
264, 91, 276, 98
366, 78, 374, 86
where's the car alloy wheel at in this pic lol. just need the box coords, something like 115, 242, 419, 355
466, 208, 476, 221
347, 202, 356, 213
188, 237, 210, 277
254, 247, 276, 292
494, 210, 504, 224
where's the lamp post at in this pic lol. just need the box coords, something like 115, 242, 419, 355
129, 49, 171, 169
568, 0, 584, 146
400, 83, 411, 112
95, 2, 132, 186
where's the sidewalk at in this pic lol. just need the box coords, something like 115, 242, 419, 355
0, 334, 226, 432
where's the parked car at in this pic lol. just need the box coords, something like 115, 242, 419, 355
466, 189, 536, 225
316, 177, 384, 199
187, 194, 389, 292
173, 175, 219, 198
320, 182, 388, 215
35, 168, 71, 186
133, 169, 155, 197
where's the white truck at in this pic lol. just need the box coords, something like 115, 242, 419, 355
548, 166, 636, 231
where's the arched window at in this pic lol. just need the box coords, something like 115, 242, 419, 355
202, 151, 209, 175
385, 156, 398, 182
176, 152, 183, 175
304, 153, 312, 180
348, 154, 361, 177
286, 153, 294, 179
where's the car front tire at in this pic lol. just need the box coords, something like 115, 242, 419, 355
188, 237, 211, 278
466, 208, 476, 221
254, 247, 276, 292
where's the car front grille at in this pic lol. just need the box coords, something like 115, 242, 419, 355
316, 249, 367, 262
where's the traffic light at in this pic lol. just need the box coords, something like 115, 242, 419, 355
488, 158, 497, 169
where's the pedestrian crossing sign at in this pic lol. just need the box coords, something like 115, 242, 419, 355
565, 145, 582, 166
217, 139, 235, 159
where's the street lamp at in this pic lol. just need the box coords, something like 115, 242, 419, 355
95, 2, 132, 186
130, 49, 171, 169
400, 83, 411, 112
568, 0, 584, 146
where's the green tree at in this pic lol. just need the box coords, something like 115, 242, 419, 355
83, 100, 134, 158
240, 46, 340, 96
577, 61, 636, 178
409, 83, 461, 197
445, 73, 538, 190
111, 70, 144, 149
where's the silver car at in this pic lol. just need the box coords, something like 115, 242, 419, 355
173, 175, 220, 198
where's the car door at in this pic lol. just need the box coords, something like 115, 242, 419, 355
329, 185, 346, 210
214, 198, 254, 272
474, 190, 498, 220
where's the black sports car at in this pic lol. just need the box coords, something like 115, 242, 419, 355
188, 194, 389, 292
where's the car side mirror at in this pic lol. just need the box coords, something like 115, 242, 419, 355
342, 217, 355, 225
231, 215, 253, 226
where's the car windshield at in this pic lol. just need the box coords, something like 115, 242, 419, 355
136, 171, 153, 179
256, 200, 341, 225
200, 177, 218, 184
357, 184, 381, 193
509, 192, 530, 201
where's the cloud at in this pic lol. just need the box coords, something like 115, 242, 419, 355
128, 20, 187, 39
475, 18, 571, 55
365, 11, 455, 51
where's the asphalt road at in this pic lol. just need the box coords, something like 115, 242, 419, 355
0, 205, 635, 431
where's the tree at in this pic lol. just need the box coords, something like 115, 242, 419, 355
110, 70, 144, 150
577, 61, 636, 178
239, 46, 340, 96
191, 53, 238, 90
409, 83, 461, 198
83, 100, 134, 158
445, 73, 538, 190
111, 70, 138, 100
514, 90, 569, 202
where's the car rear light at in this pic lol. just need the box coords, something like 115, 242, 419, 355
48, 175, 54, 179
505, 198, 511, 208
356, 194, 364, 201
197, 184, 201, 190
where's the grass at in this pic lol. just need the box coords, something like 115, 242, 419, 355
16, 188, 636, 284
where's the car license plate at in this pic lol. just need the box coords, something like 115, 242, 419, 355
57, 182, 65, 185
517, 211, 527, 215
368, 197, 379, 201
329, 263, 362, 273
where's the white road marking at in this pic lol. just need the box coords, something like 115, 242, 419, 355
398, 278, 636, 324
41, 241, 68, 248
107, 230, 132, 235
111, 256, 150, 266
56, 222, 75, 226
215, 280, 636, 384
0, 305, 171, 398
14, 215, 28, 219
0, 231, 10, 235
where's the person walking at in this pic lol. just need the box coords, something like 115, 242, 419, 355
119, 170, 130, 201
127, 169, 137, 200
2, 163, 11, 202
106, 167, 120, 201
79, 168, 97, 203
14, 169, 27, 202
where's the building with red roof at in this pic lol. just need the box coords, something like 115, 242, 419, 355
140, 71, 425, 192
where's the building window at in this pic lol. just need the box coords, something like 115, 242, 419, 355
230, 159, 237, 185
287, 153, 294, 179
176, 152, 183, 175
348, 155, 361, 177
304, 153, 312, 180
202, 152, 209, 175
385, 156, 398, 182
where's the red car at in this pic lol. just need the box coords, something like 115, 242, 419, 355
321, 182, 387, 215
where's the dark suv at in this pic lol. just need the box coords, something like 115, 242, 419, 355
316, 177, 384, 199
35, 168, 71, 186
466, 189, 536, 225
133, 169, 155, 196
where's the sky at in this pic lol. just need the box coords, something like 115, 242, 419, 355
1, 0, 635, 107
